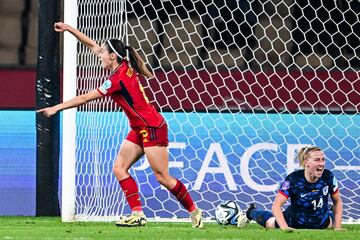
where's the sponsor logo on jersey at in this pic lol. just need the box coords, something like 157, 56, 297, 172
300, 189, 318, 198
300, 192, 310, 198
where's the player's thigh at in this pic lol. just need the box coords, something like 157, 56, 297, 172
145, 146, 176, 189
144, 146, 169, 175
114, 139, 144, 172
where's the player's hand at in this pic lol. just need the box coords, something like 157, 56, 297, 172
37, 106, 58, 117
281, 227, 295, 232
54, 22, 69, 32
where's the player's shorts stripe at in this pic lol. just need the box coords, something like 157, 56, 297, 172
149, 128, 153, 142
150, 128, 157, 142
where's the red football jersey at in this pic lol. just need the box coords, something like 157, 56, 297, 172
97, 61, 164, 128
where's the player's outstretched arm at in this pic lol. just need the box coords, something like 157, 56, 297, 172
54, 22, 102, 56
332, 191, 344, 230
37, 89, 102, 117
272, 193, 294, 231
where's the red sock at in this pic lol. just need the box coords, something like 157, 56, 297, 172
119, 176, 142, 211
170, 179, 196, 212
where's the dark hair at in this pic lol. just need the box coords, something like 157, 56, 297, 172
106, 39, 153, 78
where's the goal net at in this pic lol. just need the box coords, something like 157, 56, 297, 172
62, 0, 359, 222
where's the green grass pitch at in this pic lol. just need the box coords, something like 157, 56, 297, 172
0, 217, 359, 240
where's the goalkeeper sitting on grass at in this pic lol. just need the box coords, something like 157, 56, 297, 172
245, 146, 343, 231
38, 22, 203, 228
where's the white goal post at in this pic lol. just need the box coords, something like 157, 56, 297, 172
61, 0, 77, 222
62, 0, 359, 223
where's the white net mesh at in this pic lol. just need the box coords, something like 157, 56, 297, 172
71, 0, 359, 222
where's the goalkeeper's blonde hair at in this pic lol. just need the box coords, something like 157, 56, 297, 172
298, 146, 322, 168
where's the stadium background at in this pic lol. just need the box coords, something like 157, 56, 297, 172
0, 0, 359, 218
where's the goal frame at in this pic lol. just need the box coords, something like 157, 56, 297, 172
61, 0, 77, 222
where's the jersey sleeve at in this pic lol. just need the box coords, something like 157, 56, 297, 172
278, 176, 291, 198
329, 171, 339, 195
97, 77, 122, 96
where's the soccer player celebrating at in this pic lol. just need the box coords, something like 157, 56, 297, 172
245, 146, 343, 230
37, 22, 203, 228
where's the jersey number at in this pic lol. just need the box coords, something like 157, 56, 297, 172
311, 198, 323, 210
139, 82, 149, 103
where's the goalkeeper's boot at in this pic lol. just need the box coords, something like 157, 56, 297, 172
245, 203, 256, 221
115, 213, 147, 227
191, 208, 203, 229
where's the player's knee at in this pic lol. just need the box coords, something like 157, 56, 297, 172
112, 165, 127, 179
154, 172, 170, 186
154, 173, 166, 184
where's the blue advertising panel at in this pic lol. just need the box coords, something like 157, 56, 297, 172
75, 112, 360, 219
0, 111, 359, 220
0, 111, 36, 215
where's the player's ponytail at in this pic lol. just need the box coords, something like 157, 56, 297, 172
126, 45, 154, 78
106, 39, 153, 78
298, 145, 321, 168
